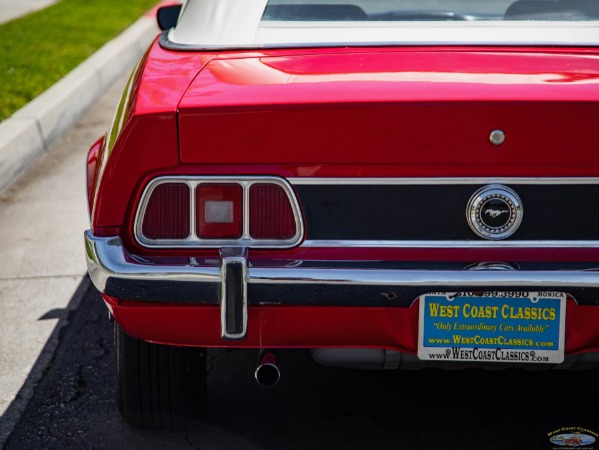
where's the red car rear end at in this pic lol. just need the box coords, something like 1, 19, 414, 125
85, 0, 599, 427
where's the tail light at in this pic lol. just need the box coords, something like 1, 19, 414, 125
250, 184, 296, 239
135, 177, 303, 248
141, 183, 190, 239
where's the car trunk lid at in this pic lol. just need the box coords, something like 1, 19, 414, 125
177, 48, 599, 170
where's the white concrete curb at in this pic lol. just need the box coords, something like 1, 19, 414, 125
0, 15, 159, 195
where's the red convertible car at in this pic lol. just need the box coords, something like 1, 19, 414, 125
85, 0, 599, 427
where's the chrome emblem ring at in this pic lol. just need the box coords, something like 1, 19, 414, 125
467, 185, 523, 240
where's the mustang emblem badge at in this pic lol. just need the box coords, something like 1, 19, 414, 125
484, 209, 508, 218
466, 185, 523, 240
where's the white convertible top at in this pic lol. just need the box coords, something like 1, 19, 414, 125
167, 0, 599, 48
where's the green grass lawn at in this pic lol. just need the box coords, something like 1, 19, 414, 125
0, 0, 159, 122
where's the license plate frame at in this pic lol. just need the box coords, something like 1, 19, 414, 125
417, 291, 566, 364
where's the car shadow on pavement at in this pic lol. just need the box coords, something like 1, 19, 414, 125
3, 277, 598, 450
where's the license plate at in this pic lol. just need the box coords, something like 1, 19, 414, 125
418, 291, 566, 364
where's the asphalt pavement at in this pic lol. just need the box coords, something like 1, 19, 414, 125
4, 283, 599, 449
0, 5, 162, 445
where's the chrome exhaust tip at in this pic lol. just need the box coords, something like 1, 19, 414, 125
254, 349, 281, 388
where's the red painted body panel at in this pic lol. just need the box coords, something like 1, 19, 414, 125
89, 40, 599, 259
178, 48, 599, 167
90, 40, 215, 231
92, 42, 599, 231
92, 114, 179, 233
90, 39, 599, 360
106, 296, 599, 356
184, 48, 599, 105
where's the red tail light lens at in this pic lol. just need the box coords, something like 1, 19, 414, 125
142, 183, 190, 239
197, 184, 242, 239
86, 136, 103, 217
249, 184, 296, 239
136, 177, 303, 248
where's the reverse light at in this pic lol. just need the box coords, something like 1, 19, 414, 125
197, 184, 242, 239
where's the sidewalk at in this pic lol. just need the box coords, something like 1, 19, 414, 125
0, 6, 161, 445
0, 0, 58, 24
0, 3, 161, 195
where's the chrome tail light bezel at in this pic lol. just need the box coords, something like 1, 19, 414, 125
134, 176, 304, 248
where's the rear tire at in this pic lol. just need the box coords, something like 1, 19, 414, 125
115, 323, 207, 428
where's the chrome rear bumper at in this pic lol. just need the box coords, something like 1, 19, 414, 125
85, 230, 599, 338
